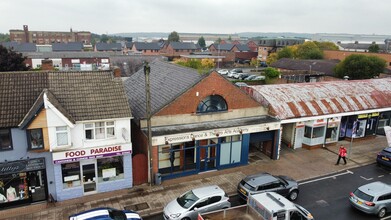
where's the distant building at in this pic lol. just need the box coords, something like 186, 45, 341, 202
9, 25, 91, 45
257, 38, 305, 61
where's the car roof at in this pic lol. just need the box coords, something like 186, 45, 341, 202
358, 181, 391, 197
382, 147, 391, 153
243, 172, 279, 187
192, 185, 225, 198
69, 207, 141, 220
250, 192, 296, 211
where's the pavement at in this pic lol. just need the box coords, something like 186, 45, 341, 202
1, 136, 388, 220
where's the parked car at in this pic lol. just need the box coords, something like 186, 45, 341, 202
237, 172, 299, 201
234, 82, 248, 87
163, 185, 231, 220
237, 72, 250, 80
227, 68, 243, 78
217, 69, 229, 75
376, 147, 391, 168
69, 207, 142, 220
253, 75, 266, 80
349, 181, 391, 218
244, 75, 257, 80
260, 61, 268, 67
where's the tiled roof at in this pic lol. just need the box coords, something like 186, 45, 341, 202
244, 78, 391, 120
123, 59, 205, 119
270, 58, 339, 76
22, 51, 112, 59
339, 43, 386, 50
234, 44, 250, 51
169, 42, 199, 50
0, 71, 131, 128
133, 42, 161, 50
1, 42, 36, 52
96, 42, 122, 51
213, 44, 234, 51
52, 42, 83, 51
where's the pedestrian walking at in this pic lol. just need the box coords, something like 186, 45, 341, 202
335, 145, 347, 165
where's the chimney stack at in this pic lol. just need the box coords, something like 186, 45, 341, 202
41, 59, 54, 71
113, 67, 122, 77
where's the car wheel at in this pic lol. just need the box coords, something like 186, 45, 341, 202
378, 208, 386, 218
288, 190, 299, 201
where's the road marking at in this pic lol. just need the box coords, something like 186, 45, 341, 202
360, 176, 373, 181
379, 175, 385, 178
299, 170, 353, 185
381, 215, 391, 220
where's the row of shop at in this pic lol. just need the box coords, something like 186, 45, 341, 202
2, 111, 390, 208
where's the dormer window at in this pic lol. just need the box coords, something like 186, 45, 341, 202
196, 95, 227, 113
27, 128, 44, 150
85, 121, 115, 140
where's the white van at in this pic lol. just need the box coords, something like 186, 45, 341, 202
248, 192, 314, 220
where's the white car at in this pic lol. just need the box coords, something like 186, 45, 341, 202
217, 69, 229, 75
163, 185, 231, 220
69, 207, 142, 220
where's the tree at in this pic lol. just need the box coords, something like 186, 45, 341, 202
168, 31, 180, 42
228, 35, 232, 41
296, 41, 323, 59
264, 67, 280, 84
334, 54, 386, 79
250, 58, 260, 67
215, 38, 222, 44
266, 53, 278, 65
100, 34, 110, 43
314, 41, 339, 50
0, 33, 10, 42
368, 44, 380, 53
277, 47, 294, 59
0, 45, 28, 72
198, 36, 206, 49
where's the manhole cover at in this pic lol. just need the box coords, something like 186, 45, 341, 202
316, 200, 329, 207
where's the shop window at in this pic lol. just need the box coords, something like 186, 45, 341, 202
0, 129, 13, 151
220, 135, 242, 165
97, 156, 124, 182
0, 172, 29, 203
85, 121, 115, 140
196, 95, 228, 113
27, 128, 44, 150
56, 126, 69, 146
62, 162, 81, 189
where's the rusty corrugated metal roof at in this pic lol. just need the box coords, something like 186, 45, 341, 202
246, 78, 391, 120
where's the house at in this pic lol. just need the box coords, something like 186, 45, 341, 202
257, 38, 305, 61
242, 78, 391, 149
123, 60, 280, 184
162, 42, 201, 60
337, 41, 387, 53
131, 42, 161, 55
95, 42, 122, 52
209, 44, 257, 66
0, 70, 133, 205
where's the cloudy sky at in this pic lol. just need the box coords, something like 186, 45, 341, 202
1, 0, 390, 35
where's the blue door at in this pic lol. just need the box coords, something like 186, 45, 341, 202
199, 145, 217, 172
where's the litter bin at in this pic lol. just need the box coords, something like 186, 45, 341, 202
155, 173, 162, 185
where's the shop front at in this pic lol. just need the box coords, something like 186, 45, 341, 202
151, 118, 280, 181
52, 144, 133, 201
0, 158, 47, 209
339, 113, 379, 140
377, 111, 391, 135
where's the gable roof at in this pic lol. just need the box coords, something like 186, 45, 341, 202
52, 42, 83, 52
234, 44, 251, 51
244, 78, 391, 120
270, 58, 339, 76
212, 43, 235, 51
133, 42, 161, 50
123, 60, 205, 119
0, 71, 132, 128
169, 42, 199, 50
95, 42, 122, 51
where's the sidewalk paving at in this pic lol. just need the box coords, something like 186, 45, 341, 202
1, 136, 388, 220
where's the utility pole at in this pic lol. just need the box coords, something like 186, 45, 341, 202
144, 62, 154, 186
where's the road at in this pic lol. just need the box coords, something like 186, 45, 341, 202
296, 164, 391, 220
144, 164, 391, 220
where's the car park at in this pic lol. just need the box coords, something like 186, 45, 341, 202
163, 185, 231, 220
376, 147, 391, 168
237, 172, 299, 201
69, 207, 142, 220
244, 75, 257, 80
349, 181, 391, 218
217, 69, 229, 75
253, 75, 266, 80
237, 72, 250, 80
227, 68, 243, 78
234, 82, 248, 87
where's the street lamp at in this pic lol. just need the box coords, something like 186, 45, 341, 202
144, 62, 154, 186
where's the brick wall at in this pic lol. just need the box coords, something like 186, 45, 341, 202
156, 72, 261, 116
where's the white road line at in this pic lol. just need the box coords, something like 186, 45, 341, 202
299, 170, 354, 185
381, 215, 391, 220
360, 176, 374, 181
379, 175, 385, 178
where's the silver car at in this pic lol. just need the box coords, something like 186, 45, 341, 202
349, 181, 391, 218
163, 185, 231, 220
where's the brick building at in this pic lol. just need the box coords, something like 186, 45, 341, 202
9, 25, 91, 45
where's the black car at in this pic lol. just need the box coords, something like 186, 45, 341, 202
376, 147, 391, 168
237, 172, 299, 201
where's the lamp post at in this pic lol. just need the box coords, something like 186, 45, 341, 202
144, 62, 154, 186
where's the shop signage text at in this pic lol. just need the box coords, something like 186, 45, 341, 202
0, 158, 46, 175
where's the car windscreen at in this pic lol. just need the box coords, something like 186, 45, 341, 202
381, 148, 391, 156
241, 180, 256, 191
353, 189, 374, 202
275, 176, 288, 186
108, 209, 127, 220
177, 190, 200, 209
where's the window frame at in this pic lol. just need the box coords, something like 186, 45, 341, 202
196, 95, 228, 114
56, 126, 69, 146
27, 128, 44, 150
0, 128, 13, 151
84, 121, 116, 140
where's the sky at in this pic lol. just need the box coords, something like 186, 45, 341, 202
1, 0, 391, 36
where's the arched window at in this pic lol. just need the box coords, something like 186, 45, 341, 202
196, 95, 227, 113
